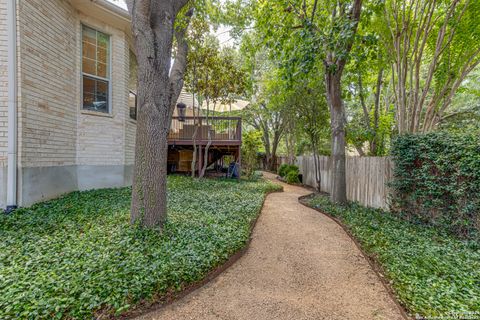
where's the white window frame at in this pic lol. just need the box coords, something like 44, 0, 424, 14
129, 90, 137, 121
81, 24, 112, 114
128, 50, 138, 121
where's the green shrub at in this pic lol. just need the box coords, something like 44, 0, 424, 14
308, 195, 480, 318
278, 164, 290, 177
287, 164, 299, 174
0, 176, 281, 319
278, 164, 299, 178
390, 132, 480, 238
242, 131, 263, 179
285, 170, 300, 184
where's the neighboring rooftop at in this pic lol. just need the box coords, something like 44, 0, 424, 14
201, 99, 250, 113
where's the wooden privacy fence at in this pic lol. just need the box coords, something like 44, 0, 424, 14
296, 156, 393, 209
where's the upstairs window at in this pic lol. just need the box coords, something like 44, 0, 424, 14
82, 25, 110, 113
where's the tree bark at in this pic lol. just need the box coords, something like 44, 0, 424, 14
261, 123, 271, 170
358, 74, 370, 128
311, 137, 321, 193
370, 68, 383, 155
321, 0, 362, 204
270, 131, 282, 171
325, 72, 347, 204
127, 0, 192, 228
200, 129, 212, 178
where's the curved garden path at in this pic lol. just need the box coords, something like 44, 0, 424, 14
137, 172, 406, 320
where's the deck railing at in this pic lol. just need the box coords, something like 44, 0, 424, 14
169, 116, 242, 143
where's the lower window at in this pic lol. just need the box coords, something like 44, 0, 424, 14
83, 76, 109, 113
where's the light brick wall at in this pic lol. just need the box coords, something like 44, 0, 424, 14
76, 13, 129, 166
125, 117, 136, 165
0, 0, 136, 207
18, 0, 77, 167
16, 0, 133, 168
0, 0, 8, 166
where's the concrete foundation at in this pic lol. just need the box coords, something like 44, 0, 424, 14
77, 165, 126, 191
15, 165, 133, 208
123, 164, 134, 186
0, 166, 7, 208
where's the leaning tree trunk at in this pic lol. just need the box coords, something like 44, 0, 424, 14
200, 129, 212, 178
325, 72, 347, 204
127, 0, 192, 228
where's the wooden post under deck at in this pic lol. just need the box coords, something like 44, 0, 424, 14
198, 145, 203, 175
237, 146, 241, 181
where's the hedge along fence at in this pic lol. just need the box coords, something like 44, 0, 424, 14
390, 132, 480, 238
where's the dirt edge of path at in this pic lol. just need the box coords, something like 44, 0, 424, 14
115, 187, 284, 320
298, 193, 412, 320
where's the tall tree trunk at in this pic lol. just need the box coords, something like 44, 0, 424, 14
127, 1, 192, 228
370, 68, 383, 155
325, 72, 347, 204
270, 132, 281, 172
261, 126, 271, 170
311, 136, 321, 193
285, 133, 295, 165
131, 95, 170, 226
321, 0, 362, 204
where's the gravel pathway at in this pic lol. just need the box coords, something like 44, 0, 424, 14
136, 172, 406, 320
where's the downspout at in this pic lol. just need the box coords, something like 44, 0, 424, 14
5, 0, 17, 213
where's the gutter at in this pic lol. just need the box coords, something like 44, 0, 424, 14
5, 0, 17, 213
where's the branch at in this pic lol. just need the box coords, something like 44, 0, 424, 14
126, 0, 154, 46
311, 0, 318, 21
288, 1, 305, 20
374, 68, 384, 130
173, 0, 191, 15
357, 74, 370, 128
125, 0, 151, 19
440, 107, 480, 122
355, 144, 366, 157
337, 0, 363, 74
169, 7, 194, 112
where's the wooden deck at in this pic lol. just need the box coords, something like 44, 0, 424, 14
167, 116, 242, 173
168, 116, 242, 146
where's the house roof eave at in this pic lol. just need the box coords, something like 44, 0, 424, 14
69, 0, 132, 36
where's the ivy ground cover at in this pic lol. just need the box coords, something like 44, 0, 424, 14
0, 176, 281, 319
307, 195, 480, 318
